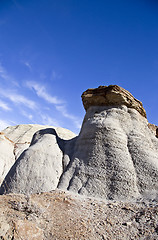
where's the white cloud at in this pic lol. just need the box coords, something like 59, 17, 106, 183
0, 90, 37, 110
0, 63, 19, 86
0, 64, 10, 81
26, 81, 63, 105
23, 61, 32, 71
51, 70, 62, 80
0, 100, 12, 111
55, 105, 82, 129
26, 81, 81, 129
0, 119, 11, 131
9, 93, 37, 110
21, 110, 33, 121
41, 114, 60, 127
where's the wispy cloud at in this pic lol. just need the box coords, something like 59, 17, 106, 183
26, 81, 81, 129
0, 64, 10, 81
0, 100, 12, 111
0, 90, 37, 110
51, 70, 62, 80
41, 114, 60, 127
21, 110, 34, 121
0, 63, 19, 86
26, 81, 63, 105
0, 119, 11, 131
55, 105, 82, 129
23, 61, 32, 71
8, 93, 37, 110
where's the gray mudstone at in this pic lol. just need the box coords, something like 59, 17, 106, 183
58, 105, 158, 200
2, 124, 76, 160
0, 128, 64, 195
0, 124, 76, 187
1, 106, 158, 200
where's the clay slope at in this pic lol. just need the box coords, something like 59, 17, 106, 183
0, 85, 158, 201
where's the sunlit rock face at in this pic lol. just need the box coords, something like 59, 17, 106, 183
0, 128, 64, 195
0, 124, 76, 186
59, 86, 158, 200
58, 105, 158, 200
0, 133, 15, 185
1, 85, 158, 200
81, 85, 146, 118
0, 125, 76, 195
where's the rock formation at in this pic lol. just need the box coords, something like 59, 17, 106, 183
81, 85, 146, 117
59, 85, 158, 200
2, 124, 76, 160
148, 123, 158, 138
0, 132, 15, 185
0, 85, 158, 201
0, 124, 76, 187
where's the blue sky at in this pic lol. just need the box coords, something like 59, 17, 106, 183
0, 0, 158, 133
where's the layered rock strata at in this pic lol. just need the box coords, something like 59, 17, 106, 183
1, 85, 158, 201
81, 85, 147, 117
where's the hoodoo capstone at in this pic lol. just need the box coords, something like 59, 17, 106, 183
1, 85, 158, 200
82, 85, 146, 118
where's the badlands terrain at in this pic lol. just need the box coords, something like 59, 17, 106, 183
0, 85, 158, 239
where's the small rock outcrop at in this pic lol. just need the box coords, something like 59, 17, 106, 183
148, 123, 158, 138
0, 85, 158, 201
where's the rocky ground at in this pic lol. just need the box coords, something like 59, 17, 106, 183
0, 190, 158, 240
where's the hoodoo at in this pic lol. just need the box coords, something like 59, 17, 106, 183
58, 85, 158, 199
1, 85, 158, 200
